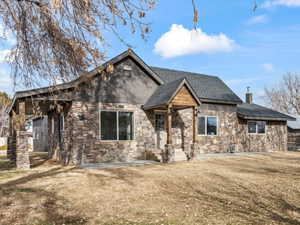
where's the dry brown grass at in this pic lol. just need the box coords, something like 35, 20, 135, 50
0, 152, 300, 225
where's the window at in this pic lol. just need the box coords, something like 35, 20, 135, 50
155, 114, 165, 131
198, 116, 218, 136
100, 111, 134, 141
119, 112, 133, 140
248, 121, 266, 134
59, 115, 64, 131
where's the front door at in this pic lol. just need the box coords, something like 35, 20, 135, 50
33, 117, 48, 152
155, 113, 167, 149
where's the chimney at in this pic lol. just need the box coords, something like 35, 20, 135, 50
245, 86, 253, 104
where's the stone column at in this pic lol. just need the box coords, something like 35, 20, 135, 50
165, 144, 175, 163
7, 136, 16, 164
16, 131, 30, 169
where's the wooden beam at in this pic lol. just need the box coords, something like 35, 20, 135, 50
167, 104, 172, 145
193, 106, 197, 144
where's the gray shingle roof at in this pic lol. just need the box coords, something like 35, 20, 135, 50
143, 77, 200, 109
237, 103, 295, 121
287, 114, 300, 129
151, 67, 242, 104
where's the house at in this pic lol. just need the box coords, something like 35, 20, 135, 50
287, 115, 300, 151
6, 49, 295, 168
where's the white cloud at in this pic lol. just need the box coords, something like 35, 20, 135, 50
0, 49, 11, 63
246, 15, 269, 25
154, 24, 235, 58
262, 0, 300, 8
262, 63, 275, 72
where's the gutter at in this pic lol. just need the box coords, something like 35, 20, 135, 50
237, 113, 296, 121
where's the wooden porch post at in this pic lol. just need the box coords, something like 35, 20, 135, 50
167, 104, 172, 145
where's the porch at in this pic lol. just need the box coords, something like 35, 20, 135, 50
7, 96, 71, 169
143, 78, 200, 162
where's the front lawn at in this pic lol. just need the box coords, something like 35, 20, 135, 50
0, 152, 300, 225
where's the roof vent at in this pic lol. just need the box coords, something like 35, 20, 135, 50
123, 65, 132, 71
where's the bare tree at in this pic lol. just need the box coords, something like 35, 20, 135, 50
0, 0, 259, 88
264, 73, 300, 115
0, 0, 156, 87
0, 92, 11, 136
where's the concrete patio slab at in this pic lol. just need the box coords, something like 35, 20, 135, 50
79, 160, 160, 169
196, 152, 272, 159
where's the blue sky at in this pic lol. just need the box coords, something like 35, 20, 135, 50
1, 0, 300, 105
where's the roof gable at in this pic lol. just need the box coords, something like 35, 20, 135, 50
143, 78, 200, 110
151, 67, 242, 104
8, 49, 163, 113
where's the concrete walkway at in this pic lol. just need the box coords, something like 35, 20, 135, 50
79, 152, 272, 169
196, 151, 271, 159
80, 160, 160, 169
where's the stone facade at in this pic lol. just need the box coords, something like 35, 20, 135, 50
237, 119, 287, 152
44, 57, 288, 164
9, 54, 289, 167
194, 103, 238, 154
16, 131, 31, 169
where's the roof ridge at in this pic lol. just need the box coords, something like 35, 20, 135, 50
151, 66, 218, 79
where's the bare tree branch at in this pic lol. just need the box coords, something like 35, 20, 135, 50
0, 0, 156, 87
264, 73, 300, 115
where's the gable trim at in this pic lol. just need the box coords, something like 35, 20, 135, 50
167, 78, 201, 106
8, 49, 164, 113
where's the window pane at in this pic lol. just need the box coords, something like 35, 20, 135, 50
207, 117, 217, 135
198, 116, 206, 135
248, 122, 257, 133
155, 114, 165, 131
59, 115, 64, 131
257, 121, 266, 134
119, 112, 133, 140
101, 111, 117, 140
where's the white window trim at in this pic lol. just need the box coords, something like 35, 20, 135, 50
247, 121, 267, 135
99, 109, 135, 141
197, 115, 218, 136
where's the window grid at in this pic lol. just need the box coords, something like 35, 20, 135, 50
100, 110, 134, 141
155, 113, 165, 131
248, 121, 266, 134
198, 116, 218, 136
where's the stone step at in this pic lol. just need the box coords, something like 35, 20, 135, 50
174, 148, 187, 162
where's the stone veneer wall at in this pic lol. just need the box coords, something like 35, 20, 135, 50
47, 99, 288, 164
60, 102, 160, 164
16, 131, 31, 169
237, 119, 287, 152
171, 108, 194, 154
194, 103, 238, 154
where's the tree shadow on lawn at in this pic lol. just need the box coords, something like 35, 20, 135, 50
0, 156, 14, 171
0, 165, 146, 225
206, 154, 300, 177
0, 167, 89, 225
158, 171, 300, 225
